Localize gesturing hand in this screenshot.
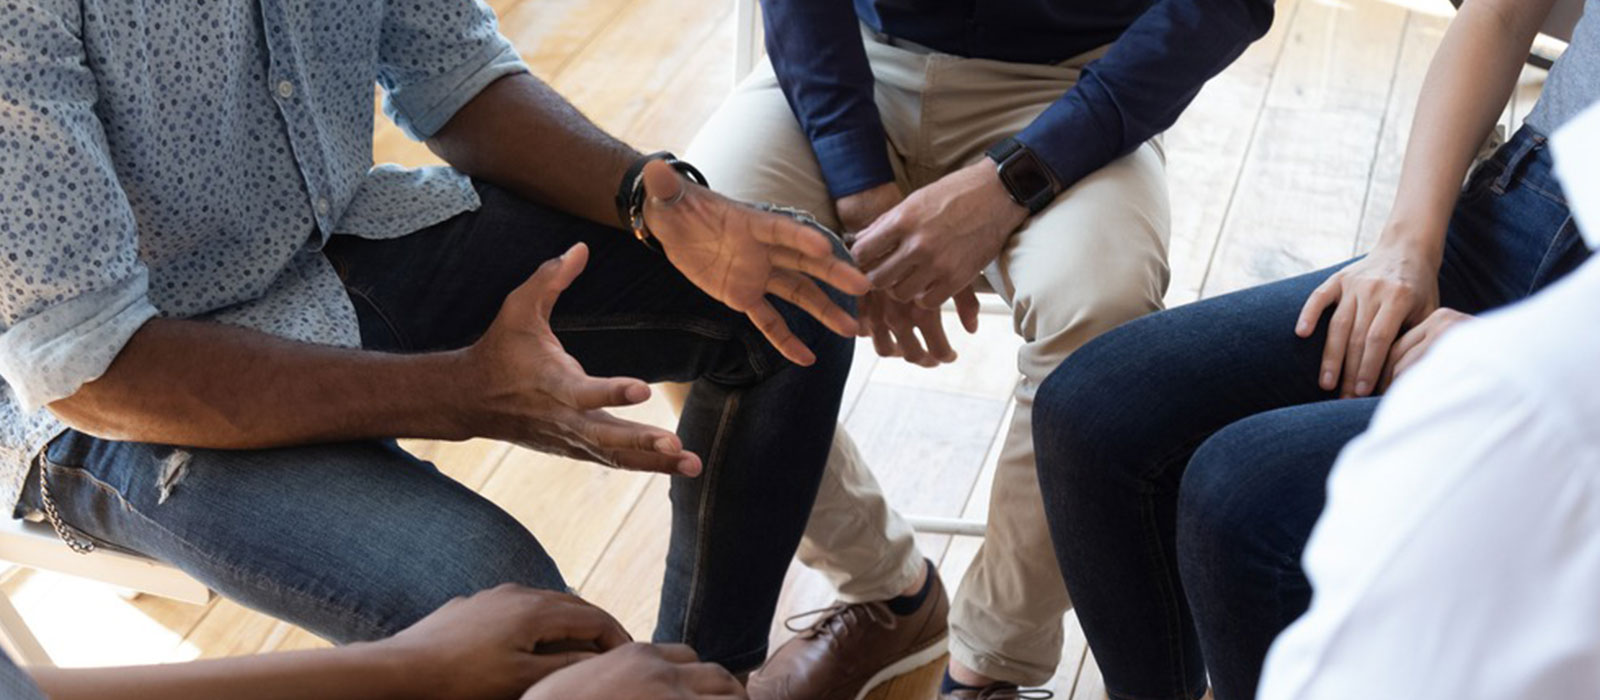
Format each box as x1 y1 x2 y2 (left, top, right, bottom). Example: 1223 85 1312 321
523 643 748 700
851 160 1027 310
463 243 703 476
1295 242 1442 398
641 161 871 367
382 584 633 700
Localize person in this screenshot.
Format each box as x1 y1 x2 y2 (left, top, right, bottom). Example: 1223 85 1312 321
681 0 1275 696
1032 0 1595 697
1255 101 1600 699
0 0 870 675
0 583 747 699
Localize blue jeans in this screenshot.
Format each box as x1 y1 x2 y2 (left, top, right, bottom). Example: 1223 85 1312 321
19 182 855 672
1034 126 1588 700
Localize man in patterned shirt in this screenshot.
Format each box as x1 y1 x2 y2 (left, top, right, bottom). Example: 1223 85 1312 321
0 0 866 675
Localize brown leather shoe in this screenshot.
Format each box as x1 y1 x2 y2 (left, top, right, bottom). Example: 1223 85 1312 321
938 684 1055 699
747 568 950 700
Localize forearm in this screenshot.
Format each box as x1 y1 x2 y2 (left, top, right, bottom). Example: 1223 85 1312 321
1382 0 1558 255
427 73 637 227
31 642 424 700
48 318 472 449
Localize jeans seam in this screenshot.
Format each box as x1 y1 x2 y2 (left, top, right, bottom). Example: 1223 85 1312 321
42 461 391 640
679 389 740 647
344 284 412 351
1135 491 1193 699
1526 215 1579 297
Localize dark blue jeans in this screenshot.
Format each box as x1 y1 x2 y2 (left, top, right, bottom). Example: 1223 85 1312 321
1034 126 1588 700
20 182 854 672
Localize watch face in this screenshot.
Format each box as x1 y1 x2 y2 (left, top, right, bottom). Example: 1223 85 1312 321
1001 153 1053 201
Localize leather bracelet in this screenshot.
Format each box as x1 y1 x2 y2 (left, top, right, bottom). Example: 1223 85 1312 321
614 151 708 252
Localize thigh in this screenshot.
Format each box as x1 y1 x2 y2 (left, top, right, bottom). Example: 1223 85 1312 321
325 183 784 385
993 137 1171 382
1177 399 1377 700
684 66 846 230
29 430 565 643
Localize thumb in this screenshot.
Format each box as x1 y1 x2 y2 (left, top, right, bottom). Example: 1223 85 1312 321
642 159 687 209
513 243 590 316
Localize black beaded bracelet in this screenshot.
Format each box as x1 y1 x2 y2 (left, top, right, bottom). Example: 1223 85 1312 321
614 151 708 252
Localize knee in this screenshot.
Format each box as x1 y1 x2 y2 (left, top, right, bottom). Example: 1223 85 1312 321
1033 323 1163 490
1177 418 1283 566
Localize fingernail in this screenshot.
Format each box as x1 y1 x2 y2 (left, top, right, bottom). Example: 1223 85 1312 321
679 458 701 477
654 436 680 454
1321 371 1334 387
1355 381 1371 395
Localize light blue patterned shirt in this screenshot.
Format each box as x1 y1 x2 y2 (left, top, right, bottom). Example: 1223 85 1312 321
0 0 528 508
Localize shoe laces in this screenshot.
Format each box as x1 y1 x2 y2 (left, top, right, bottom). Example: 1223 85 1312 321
783 600 897 640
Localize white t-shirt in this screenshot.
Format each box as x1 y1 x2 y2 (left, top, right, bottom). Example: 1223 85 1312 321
1257 102 1600 699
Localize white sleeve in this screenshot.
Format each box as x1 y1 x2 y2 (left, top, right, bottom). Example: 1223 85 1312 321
1258 332 1600 699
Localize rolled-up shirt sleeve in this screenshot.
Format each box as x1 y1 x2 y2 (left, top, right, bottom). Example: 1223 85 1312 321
376 0 531 141
0 1 160 414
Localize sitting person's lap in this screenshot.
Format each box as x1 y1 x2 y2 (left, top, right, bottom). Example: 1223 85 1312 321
22 183 856 668
1034 126 1589 700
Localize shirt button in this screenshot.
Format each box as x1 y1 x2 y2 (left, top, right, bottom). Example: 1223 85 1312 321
315 198 330 215
276 80 295 99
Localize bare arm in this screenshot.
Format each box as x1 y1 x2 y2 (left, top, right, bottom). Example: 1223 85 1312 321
1381 0 1559 256
1292 0 1559 399
30 643 417 700
47 319 470 448
427 73 637 228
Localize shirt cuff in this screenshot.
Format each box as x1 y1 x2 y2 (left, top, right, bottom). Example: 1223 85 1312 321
384 42 530 141
811 127 896 199
1014 91 1122 196
0 270 160 414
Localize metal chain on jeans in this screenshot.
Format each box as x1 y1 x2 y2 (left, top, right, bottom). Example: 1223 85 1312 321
38 465 95 555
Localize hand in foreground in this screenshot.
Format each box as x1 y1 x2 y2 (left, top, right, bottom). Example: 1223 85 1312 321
461 243 703 476
523 643 748 700
851 160 1027 310
836 182 982 367
641 161 871 366
382 584 632 700
1381 307 1473 390
1296 241 1442 398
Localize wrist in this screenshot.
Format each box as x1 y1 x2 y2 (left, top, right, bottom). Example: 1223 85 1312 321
356 639 442 700
1375 215 1447 265
969 161 1030 231
401 349 481 442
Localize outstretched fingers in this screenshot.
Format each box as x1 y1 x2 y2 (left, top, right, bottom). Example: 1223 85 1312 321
746 300 817 367
766 271 859 337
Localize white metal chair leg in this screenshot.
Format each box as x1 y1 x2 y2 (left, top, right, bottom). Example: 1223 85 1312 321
0 593 51 668
733 0 763 85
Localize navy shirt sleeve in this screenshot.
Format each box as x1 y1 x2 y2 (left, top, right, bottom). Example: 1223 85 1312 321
762 0 896 199
1017 0 1275 193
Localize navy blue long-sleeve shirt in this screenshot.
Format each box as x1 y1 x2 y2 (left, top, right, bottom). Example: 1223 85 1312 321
762 0 1275 199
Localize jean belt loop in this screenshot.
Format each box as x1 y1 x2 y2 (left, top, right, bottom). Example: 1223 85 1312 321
1492 130 1542 194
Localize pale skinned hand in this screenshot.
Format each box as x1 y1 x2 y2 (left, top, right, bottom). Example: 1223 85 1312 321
522 643 748 700
1295 240 1442 398
851 160 1028 310
1381 307 1473 390
381 584 633 700
641 160 871 367
461 243 703 476
837 182 982 367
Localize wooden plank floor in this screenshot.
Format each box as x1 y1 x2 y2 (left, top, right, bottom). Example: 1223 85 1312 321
8 0 1549 697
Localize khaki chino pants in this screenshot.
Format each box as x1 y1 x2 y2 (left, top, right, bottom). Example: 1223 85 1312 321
685 32 1171 685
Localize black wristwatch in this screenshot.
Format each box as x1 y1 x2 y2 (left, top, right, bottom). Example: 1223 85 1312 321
985 137 1060 215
